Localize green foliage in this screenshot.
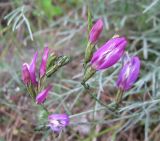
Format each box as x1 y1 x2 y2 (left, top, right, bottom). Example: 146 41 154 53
60 0 82 5
0 138 5 141
37 106 49 124
38 0 63 18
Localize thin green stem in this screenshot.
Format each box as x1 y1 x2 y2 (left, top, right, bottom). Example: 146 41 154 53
69 106 106 118
69 102 116 119
91 94 116 112
115 89 124 106
41 104 49 114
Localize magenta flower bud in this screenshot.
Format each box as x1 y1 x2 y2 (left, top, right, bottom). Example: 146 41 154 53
91 37 127 70
29 52 38 85
36 85 52 104
116 56 140 91
89 19 103 44
22 52 38 85
40 47 49 78
22 63 31 84
48 113 69 132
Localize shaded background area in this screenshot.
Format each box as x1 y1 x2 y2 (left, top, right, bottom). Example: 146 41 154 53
0 0 160 141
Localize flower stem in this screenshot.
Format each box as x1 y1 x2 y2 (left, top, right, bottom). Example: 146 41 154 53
115 89 124 106
81 66 96 89
41 104 49 114
69 106 106 118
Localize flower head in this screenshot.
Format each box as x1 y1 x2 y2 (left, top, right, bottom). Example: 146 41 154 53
48 113 69 132
36 85 52 104
91 37 127 70
22 63 31 84
116 56 140 91
89 19 103 44
40 46 49 78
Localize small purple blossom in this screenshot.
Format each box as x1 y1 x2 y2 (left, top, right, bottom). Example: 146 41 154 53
91 37 127 70
22 52 38 85
89 19 103 44
36 85 52 104
22 63 31 84
48 113 69 132
40 46 49 78
116 56 140 91
29 52 38 85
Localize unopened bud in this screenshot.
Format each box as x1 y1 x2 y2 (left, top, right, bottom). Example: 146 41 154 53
57 56 70 66
116 56 140 91
46 56 70 77
22 63 31 84
84 19 103 67
36 85 52 104
47 52 57 70
89 19 103 44
40 47 49 78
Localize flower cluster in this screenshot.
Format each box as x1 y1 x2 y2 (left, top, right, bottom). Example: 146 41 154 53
21 17 141 135
22 45 70 132
82 18 140 102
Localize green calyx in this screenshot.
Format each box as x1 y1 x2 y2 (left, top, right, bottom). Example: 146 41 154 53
46 55 71 77
26 82 37 99
81 66 96 89
47 53 57 70
84 42 95 68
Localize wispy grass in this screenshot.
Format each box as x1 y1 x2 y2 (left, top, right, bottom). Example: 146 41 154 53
4 5 33 40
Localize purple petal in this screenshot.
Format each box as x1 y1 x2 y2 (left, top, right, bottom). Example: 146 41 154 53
91 37 126 62
48 114 69 124
36 85 52 104
48 113 69 132
91 37 127 70
124 57 140 90
89 19 103 44
22 63 31 84
97 42 126 69
49 125 62 132
116 56 140 91
29 52 38 85
40 46 49 78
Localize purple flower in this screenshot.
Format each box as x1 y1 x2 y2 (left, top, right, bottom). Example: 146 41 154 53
90 37 127 70
89 19 103 44
36 85 52 104
116 56 140 91
22 52 38 85
29 52 38 85
22 63 31 84
40 46 49 78
48 113 69 132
